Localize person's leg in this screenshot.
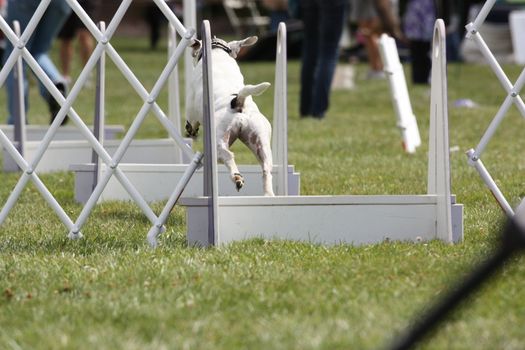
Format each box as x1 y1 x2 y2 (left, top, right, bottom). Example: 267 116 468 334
146 4 163 50
30 0 70 96
359 18 383 74
28 1 70 123
58 12 77 83
409 39 431 84
59 38 74 82
77 28 93 66
3 0 40 124
299 0 319 117
311 0 346 118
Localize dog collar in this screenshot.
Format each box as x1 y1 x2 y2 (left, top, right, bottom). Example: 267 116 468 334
197 38 232 61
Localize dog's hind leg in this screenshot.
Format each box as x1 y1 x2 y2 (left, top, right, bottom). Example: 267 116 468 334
217 133 244 191
241 128 275 196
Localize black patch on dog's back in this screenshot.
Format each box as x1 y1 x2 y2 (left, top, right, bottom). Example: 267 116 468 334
230 94 243 112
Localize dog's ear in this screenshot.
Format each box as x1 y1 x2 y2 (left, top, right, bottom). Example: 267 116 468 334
227 36 258 58
189 39 202 58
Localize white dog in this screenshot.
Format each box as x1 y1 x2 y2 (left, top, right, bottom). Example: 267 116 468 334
185 36 275 196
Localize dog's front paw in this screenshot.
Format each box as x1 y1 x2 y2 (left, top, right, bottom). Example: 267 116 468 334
185 120 200 138
233 173 244 191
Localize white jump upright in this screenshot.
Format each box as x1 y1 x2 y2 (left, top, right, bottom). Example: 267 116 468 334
379 33 421 154
179 19 463 247
0 0 202 241
272 22 289 195
464 0 525 217
428 19 453 241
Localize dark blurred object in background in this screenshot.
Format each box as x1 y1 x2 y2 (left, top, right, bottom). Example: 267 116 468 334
237 19 302 61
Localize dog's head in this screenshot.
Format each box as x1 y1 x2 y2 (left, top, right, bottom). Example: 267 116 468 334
190 36 258 65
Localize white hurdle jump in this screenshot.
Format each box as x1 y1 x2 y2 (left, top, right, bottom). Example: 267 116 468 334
70 19 300 203
178 19 463 247
464 0 525 217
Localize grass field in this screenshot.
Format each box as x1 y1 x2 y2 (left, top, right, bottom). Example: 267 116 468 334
1 36 525 349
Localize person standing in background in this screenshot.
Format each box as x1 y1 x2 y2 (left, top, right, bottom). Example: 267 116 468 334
261 0 289 33
0 0 7 69
401 0 436 84
350 0 386 79
299 0 347 119
58 0 96 85
3 0 71 125
349 0 406 80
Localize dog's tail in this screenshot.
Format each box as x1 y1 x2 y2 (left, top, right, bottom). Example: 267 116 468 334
231 82 270 112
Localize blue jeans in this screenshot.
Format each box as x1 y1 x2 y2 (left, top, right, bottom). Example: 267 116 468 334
3 0 71 124
300 0 346 118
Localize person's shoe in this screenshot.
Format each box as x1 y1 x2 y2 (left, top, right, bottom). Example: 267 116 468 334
49 82 68 125
366 70 386 80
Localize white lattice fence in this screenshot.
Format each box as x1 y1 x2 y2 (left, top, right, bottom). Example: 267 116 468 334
0 0 202 241
464 0 525 216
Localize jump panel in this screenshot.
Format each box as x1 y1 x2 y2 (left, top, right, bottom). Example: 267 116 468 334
3 138 192 172
71 163 300 203
0 124 124 141
181 195 463 246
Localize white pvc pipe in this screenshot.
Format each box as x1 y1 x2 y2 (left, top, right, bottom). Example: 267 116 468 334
468 27 513 91
465 0 498 39
168 24 184 163
147 152 203 247
0 0 202 241
23 44 109 166
72 11 196 231
13 21 26 160
105 39 195 160
92 21 106 189
66 0 131 44
184 0 197 100
0 0 51 90
468 26 525 157
71 6 196 233
153 0 188 38
168 24 181 129
0 172 30 224
17 0 133 169
102 37 191 166
474 94 513 158
509 66 525 117
32 174 76 231
0 1 94 229
466 149 514 216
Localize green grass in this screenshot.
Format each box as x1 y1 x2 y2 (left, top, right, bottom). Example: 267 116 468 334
1 36 525 349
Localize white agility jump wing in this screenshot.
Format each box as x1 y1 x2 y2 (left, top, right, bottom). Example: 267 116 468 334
379 34 421 154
